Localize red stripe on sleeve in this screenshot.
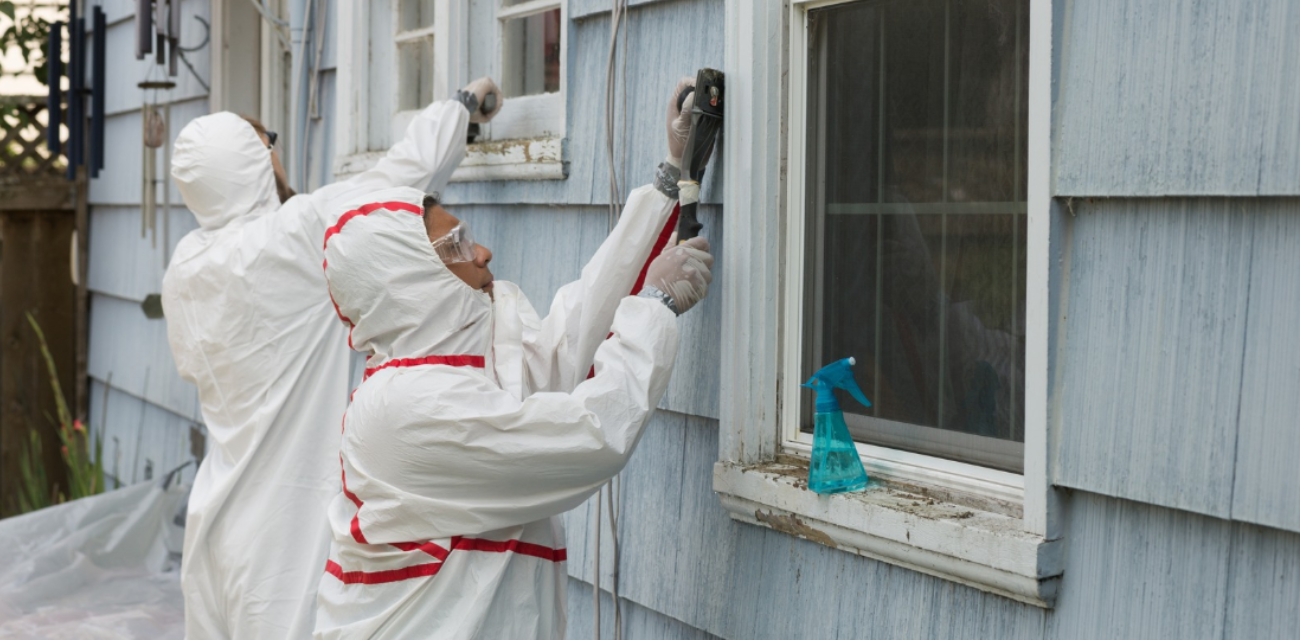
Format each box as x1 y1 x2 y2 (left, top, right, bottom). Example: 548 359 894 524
324 559 444 585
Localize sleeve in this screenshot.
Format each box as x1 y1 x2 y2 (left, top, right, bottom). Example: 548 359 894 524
519 185 678 394
308 100 470 210
349 296 679 541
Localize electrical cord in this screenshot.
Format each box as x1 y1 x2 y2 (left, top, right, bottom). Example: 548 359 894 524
596 2 631 639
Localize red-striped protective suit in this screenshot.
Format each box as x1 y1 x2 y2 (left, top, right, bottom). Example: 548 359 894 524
313 184 679 639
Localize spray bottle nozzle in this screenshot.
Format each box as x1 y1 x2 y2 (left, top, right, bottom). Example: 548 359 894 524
803 357 872 413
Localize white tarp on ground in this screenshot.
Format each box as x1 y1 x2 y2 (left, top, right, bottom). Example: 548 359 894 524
0 480 188 639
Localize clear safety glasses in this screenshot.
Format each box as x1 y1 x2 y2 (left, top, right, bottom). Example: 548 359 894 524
430 223 478 264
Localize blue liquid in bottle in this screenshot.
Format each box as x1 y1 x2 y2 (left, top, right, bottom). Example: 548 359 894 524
804 357 870 495
809 410 868 494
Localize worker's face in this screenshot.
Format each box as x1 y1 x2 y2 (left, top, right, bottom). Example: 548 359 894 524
425 204 495 296
254 130 295 204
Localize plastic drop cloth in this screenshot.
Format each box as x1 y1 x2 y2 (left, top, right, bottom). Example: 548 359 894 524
0 481 189 639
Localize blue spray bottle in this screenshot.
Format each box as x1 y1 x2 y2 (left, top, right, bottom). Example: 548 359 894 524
803 357 871 494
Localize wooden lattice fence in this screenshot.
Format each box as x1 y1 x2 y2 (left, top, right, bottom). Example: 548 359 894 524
0 96 66 178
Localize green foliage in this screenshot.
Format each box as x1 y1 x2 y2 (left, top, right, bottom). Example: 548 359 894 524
15 313 105 515
0 1 58 87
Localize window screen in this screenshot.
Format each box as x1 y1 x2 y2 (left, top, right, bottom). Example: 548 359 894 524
802 0 1029 472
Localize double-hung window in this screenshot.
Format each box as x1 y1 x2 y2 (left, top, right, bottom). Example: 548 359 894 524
791 0 1029 475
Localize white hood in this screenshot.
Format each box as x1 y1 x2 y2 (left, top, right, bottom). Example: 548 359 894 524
171 111 279 230
323 187 493 367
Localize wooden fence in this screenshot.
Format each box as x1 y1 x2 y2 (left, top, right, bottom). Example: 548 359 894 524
0 95 85 516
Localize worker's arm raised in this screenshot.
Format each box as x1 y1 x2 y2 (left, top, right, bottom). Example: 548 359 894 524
309 78 502 209
517 185 677 395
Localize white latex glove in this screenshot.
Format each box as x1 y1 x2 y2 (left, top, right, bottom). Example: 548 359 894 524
640 236 713 315
666 77 695 168
462 77 504 124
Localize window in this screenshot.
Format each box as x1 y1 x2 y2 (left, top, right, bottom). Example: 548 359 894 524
333 0 567 182
501 1 561 97
487 0 565 141
792 0 1029 473
395 0 438 112
713 0 1061 607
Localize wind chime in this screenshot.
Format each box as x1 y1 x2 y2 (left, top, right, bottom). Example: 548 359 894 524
135 0 180 251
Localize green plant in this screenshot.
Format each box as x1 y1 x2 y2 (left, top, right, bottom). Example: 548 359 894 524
16 312 104 514
0 1 54 86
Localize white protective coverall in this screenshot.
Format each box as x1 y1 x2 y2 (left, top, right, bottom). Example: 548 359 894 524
313 183 680 639
162 101 470 639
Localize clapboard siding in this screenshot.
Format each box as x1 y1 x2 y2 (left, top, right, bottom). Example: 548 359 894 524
89 379 198 489
1046 492 1233 640
1224 524 1300 639
570 0 674 21
87 205 200 303
88 98 211 206
443 0 724 207
87 294 201 422
1055 198 1252 518
1230 202 1300 532
457 203 721 420
1054 0 1300 196
566 580 722 640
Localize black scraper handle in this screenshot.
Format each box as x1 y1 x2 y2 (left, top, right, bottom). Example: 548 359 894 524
676 68 725 243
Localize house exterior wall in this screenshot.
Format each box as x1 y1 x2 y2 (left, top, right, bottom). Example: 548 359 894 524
83 0 1299 638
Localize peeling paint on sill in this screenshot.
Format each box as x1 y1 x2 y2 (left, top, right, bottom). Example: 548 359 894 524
755 510 838 548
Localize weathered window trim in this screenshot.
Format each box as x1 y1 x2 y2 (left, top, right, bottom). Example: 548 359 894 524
333 0 568 182
716 0 1062 607
332 137 566 183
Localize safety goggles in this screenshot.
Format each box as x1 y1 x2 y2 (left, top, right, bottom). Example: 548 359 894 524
430 223 478 264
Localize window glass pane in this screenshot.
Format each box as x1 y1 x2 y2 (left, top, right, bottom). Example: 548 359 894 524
804 0 1028 471
399 0 436 29
397 37 434 111
502 8 561 97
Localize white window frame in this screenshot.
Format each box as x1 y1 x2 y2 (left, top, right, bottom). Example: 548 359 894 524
333 0 566 183
389 2 441 142
485 0 567 142
715 0 1063 607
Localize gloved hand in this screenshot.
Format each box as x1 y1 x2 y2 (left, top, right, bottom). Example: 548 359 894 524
459 77 504 124
638 236 713 315
666 77 695 168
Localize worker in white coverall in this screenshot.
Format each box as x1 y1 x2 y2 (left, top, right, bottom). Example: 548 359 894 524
312 79 712 639
162 77 505 639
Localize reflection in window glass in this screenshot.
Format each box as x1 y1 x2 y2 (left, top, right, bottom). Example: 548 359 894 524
502 8 561 97
399 0 436 29
803 0 1029 471
398 37 435 112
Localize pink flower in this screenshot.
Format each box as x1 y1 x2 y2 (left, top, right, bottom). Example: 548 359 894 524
72 419 85 433
60 445 69 458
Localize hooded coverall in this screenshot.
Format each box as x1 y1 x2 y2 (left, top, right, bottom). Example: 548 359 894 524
163 101 469 639
312 183 681 639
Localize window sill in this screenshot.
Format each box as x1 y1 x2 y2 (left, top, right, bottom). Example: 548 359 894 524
332 137 566 184
713 459 1063 607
